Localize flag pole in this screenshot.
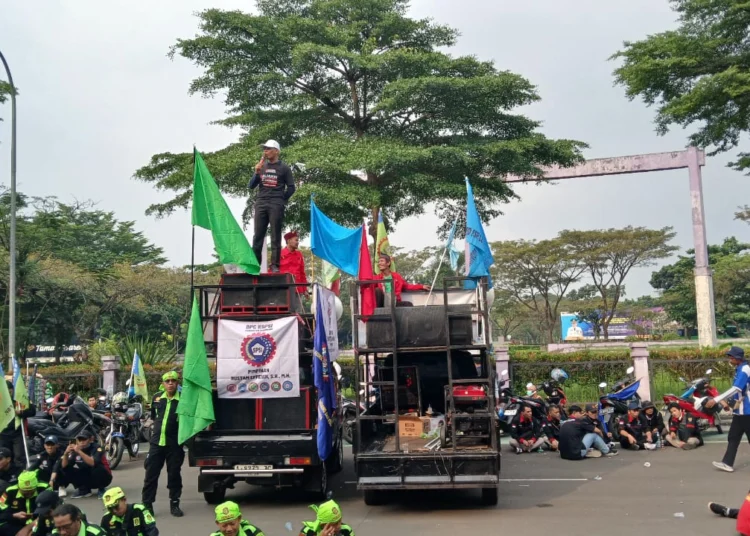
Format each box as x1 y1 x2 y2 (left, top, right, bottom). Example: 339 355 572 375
190 146 196 301
425 248 449 306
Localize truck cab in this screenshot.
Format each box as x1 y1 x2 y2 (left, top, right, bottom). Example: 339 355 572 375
188 273 343 504
352 277 500 506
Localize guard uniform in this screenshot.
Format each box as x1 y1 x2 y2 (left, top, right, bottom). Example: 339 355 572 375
299 521 355 536
0 472 49 536
211 520 264 536
30 489 62 536
212 501 264 536
101 504 158 536
51 520 104 536
299 500 354 536
29 437 62 485
141 372 184 516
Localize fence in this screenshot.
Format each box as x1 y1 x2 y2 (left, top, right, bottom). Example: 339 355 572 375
648 358 733 404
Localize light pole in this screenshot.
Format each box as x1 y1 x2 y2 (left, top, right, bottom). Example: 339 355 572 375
0 49 17 369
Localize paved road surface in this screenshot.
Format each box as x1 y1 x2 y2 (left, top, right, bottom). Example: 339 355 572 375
68 440 748 536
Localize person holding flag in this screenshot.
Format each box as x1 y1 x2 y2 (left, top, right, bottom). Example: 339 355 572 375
0 359 35 465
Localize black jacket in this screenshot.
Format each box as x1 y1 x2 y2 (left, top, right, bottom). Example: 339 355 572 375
0 482 49 523
542 417 561 442
248 160 295 205
618 414 647 441
0 402 36 440
29 450 61 483
101 503 158 536
58 442 108 474
510 414 541 441
150 390 180 447
641 410 665 433
559 416 599 460
668 413 704 444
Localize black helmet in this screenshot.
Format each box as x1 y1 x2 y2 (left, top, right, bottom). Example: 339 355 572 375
642 400 656 410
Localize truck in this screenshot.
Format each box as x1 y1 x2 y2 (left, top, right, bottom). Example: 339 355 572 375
351 277 500 506
187 273 344 504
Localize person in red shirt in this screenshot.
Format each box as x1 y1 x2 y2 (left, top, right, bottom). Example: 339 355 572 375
373 254 428 306
279 231 309 294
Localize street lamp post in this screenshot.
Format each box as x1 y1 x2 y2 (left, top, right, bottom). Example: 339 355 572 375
0 49 17 370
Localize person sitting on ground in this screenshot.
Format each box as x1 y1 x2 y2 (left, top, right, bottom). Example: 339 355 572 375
665 402 703 450
26 489 62 536
100 487 157 536
373 254 428 307
618 402 655 451
299 500 354 536
542 404 562 451
57 430 112 499
29 437 61 488
640 400 666 444
0 471 49 536
211 501 264 536
52 504 103 536
509 405 545 454
559 403 618 460
0 449 19 495
709 490 750 535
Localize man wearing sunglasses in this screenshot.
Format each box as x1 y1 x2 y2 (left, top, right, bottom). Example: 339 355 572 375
141 372 184 518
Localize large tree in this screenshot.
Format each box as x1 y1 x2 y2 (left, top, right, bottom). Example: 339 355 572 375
560 227 677 340
612 0 750 172
134 0 584 239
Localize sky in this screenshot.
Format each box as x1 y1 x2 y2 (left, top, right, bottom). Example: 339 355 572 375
1 0 749 297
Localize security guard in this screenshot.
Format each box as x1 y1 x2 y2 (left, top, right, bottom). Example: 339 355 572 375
210 502 264 536
51 504 103 536
29 489 62 536
299 500 355 536
100 487 157 536
0 471 49 536
141 371 183 517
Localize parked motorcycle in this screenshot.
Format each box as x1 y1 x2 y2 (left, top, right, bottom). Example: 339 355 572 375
105 392 144 470
598 366 642 440
496 371 549 431
26 394 108 455
139 409 153 443
662 368 723 434
538 367 569 419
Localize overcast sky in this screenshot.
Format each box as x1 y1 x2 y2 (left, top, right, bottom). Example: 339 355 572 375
1 0 748 297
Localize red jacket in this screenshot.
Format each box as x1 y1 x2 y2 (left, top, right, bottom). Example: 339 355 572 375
373 272 426 302
280 247 308 292
739 491 750 535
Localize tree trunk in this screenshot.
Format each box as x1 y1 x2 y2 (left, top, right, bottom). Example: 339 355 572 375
602 322 609 341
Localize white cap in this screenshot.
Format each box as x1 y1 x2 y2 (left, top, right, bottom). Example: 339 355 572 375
261 139 281 151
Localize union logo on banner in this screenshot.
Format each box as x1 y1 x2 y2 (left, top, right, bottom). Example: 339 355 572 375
240 333 277 367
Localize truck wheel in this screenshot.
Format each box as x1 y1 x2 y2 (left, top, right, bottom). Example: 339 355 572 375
481 487 498 506
364 490 386 506
325 433 344 474
203 488 226 505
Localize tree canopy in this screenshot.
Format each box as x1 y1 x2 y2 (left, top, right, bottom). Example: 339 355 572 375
134 0 585 239
612 0 750 172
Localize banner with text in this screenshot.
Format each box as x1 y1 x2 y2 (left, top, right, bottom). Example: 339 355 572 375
217 317 300 399
313 284 340 362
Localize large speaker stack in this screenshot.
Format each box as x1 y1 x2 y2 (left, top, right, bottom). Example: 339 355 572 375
365 304 473 348
220 273 299 314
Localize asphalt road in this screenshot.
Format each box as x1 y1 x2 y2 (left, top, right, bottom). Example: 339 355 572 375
69 437 748 536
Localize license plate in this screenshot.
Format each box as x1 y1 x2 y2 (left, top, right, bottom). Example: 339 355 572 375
602 407 614 414
504 409 517 416
235 465 272 471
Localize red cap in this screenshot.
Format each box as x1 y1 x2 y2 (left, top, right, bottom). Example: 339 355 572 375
284 231 298 241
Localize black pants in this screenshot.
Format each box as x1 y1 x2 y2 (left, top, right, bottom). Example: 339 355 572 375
252 203 284 270
619 437 646 450
142 445 185 504
58 464 112 491
0 434 26 465
722 415 750 466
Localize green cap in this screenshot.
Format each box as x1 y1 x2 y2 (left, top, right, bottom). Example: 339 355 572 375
17 471 38 491
162 371 179 382
310 500 342 525
215 501 241 523
102 487 125 508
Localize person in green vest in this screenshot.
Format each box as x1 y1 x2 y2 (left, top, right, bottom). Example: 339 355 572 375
51 504 103 536
141 371 183 518
299 500 354 536
100 487 157 536
0 471 49 536
210 502 264 536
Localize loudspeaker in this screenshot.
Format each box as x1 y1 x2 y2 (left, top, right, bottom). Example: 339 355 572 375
220 273 295 313
257 387 312 430
366 305 473 348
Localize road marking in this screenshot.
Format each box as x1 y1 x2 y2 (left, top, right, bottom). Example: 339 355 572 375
499 478 589 482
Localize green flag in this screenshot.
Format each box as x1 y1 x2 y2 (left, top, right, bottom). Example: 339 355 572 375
11 358 28 429
0 363 13 432
374 212 395 273
177 296 216 444
192 150 260 274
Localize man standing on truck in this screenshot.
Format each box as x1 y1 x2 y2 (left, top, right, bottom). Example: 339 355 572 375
211 502 265 536
299 500 354 536
280 231 309 294
249 140 296 273
141 372 184 518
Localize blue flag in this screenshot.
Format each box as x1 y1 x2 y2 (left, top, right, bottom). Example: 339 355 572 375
310 200 362 277
445 219 460 271
313 286 337 460
464 178 494 289
128 351 149 400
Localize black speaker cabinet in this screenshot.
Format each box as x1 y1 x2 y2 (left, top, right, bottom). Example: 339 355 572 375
220 273 296 313
257 387 312 430
366 305 473 348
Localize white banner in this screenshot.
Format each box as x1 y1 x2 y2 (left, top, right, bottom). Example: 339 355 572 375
217 317 300 399
314 285 340 362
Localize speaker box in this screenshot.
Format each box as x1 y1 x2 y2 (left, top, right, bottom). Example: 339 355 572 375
366 305 473 348
220 273 295 313
256 387 312 430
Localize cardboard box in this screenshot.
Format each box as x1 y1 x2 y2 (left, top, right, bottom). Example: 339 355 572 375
399 416 427 437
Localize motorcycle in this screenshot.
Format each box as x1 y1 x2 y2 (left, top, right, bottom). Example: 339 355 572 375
105 392 144 470
539 367 569 419
662 368 723 434
140 409 153 443
26 394 108 455
496 371 548 432
598 366 642 440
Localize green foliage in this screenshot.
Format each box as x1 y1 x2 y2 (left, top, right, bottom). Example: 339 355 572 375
134 0 585 240
611 0 750 172
112 335 177 366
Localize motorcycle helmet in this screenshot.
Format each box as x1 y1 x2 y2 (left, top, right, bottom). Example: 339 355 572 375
550 368 569 384
112 392 129 412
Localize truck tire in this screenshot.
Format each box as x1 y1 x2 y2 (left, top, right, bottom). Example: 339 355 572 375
481 487 498 506
203 488 226 505
325 433 344 474
363 490 386 506
306 464 329 500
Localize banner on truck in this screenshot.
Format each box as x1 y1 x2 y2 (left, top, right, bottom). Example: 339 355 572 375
217 317 300 399
313 284 340 362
